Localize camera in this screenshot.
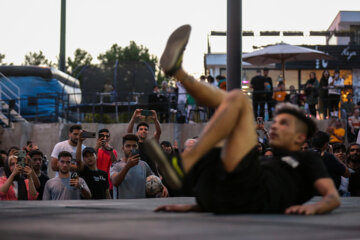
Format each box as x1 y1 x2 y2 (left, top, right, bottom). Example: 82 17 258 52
141 110 152 116
80 131 96 138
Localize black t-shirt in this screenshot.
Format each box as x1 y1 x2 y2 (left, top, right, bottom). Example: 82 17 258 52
36 172 50 200
321 152 345 189
79 166 109 199
349 168 360 196
264 76 273 100
138 142 159 176
260 149 330 211
250 75 265 98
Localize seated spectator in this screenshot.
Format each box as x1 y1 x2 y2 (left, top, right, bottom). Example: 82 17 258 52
348 109 360 143
76 143 111 200
285 85 300 106
0 155 38 200
311 131 350 190
272 81 287 105
29 150 49 200
43 151 91 200
326 118 345 144
160 141 174 156
110 134 168 199
333 143 351 196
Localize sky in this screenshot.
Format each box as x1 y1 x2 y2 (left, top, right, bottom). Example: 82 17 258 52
1 0 360 76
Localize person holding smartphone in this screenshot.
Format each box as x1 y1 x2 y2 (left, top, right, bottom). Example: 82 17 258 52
0 155 38 200
95 128 117 197
127 109 162 176
110 134 168 199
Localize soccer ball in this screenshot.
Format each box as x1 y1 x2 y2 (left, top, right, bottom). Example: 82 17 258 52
146 175 163 198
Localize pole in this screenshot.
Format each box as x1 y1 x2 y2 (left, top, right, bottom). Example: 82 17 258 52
226 0 242 91
59 0 66 72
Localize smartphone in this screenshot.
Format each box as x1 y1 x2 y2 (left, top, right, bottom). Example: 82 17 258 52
257 117 264 125
131 149 139 156
141 110 152 116
80 131 96 138
17 150 27 168
71 172 79 179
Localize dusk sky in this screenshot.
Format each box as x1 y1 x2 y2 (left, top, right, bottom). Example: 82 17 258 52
1 0 360 75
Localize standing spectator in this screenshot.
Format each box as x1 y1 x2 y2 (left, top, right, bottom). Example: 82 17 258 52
51 125 86 172
110 134 167 199
328 70 344 117
95 128 117 197
250 70 266 119
263 68 274 120
207 75 217 88
341 94 356 119
304 72 319 118
319 70 330 119
216 75 227 91
311 131 349 189
160 141 174 156
176 81 187 123
0 155 38 200
43 151 91 200
333 143 350 196
327 118 346 145
346 143 360 196
348 109 360 143
127 109 161 175
76 144 111 200
29 150 49 200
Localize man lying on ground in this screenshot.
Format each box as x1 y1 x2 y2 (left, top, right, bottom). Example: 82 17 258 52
145 24 340 215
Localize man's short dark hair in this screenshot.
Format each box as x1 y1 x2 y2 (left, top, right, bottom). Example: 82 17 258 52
311 131 330 149
136 122 149 131
98 128 109 135
7 146 20 155
58 151 72 160
160 141 172 147
263 67 269 71
333 143 346 153
29 150 44 158
122 134 139 146
275 103 317 139
69 124 82 133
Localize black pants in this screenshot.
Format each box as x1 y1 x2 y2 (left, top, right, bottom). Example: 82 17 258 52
328 94 340 112
253 97 265 119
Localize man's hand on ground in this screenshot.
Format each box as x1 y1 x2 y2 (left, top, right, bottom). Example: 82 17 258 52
154 204 201 212
285 204 318 215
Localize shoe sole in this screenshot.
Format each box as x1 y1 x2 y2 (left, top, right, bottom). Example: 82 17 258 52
144 139 183 190
160 24 191 74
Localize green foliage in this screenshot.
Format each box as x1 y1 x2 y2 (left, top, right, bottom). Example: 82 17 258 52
0 53 5 64
23 51 54 66
67 48 93 77
97 41 157 69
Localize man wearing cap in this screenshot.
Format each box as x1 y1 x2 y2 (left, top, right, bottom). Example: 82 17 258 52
76 137 111 199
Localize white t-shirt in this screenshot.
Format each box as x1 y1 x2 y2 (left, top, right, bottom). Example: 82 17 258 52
176 82 187 103
328 77 344 95
51 140 86 160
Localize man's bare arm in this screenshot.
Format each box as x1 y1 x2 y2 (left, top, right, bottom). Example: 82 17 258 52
127 109 143 133
285 178 340 215
51 157 59 171
150 110 162 142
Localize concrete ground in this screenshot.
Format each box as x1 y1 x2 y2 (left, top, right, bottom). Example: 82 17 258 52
0 197 360 240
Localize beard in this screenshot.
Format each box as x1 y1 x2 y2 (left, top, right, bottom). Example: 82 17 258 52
348 154 360 163
59 168 69 174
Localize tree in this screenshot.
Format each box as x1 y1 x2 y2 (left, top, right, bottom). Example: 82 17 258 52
97 41 157 69
23 51 54 66
67 48 93 77
0 53 5 64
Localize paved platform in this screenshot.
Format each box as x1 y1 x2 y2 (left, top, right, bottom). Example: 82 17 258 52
1 197 360 240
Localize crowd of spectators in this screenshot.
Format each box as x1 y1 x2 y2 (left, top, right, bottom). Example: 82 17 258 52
1 105 359 201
